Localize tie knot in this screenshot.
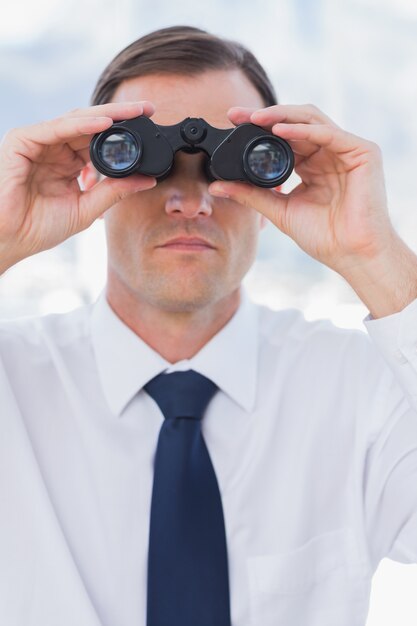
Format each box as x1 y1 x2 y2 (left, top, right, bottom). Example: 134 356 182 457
143 370 218 421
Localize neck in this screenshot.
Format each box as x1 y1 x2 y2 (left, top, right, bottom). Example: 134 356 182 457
105 281 241 363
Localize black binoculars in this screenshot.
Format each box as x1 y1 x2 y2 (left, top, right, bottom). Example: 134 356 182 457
89 115 294 188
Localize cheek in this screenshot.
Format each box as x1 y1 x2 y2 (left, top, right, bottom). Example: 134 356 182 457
225 210 262 266
104 193 154 243
228 205 262 241
104 207 148 270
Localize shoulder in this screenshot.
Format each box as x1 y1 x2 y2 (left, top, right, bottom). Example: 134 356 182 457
255 300 384 373
0 303 93 357
257 301 368 346
254 301 405 432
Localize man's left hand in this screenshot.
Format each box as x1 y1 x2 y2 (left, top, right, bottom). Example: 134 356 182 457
209 103 394 277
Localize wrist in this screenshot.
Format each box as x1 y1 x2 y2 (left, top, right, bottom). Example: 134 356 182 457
0 245 21 276
337 231 417 319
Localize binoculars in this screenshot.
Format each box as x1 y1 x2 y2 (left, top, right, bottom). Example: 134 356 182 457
90 115 294 188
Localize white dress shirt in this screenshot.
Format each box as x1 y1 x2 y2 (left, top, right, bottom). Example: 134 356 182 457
1 288 416 626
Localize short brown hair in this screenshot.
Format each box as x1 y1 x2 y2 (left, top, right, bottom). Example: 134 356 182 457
90 25 278 108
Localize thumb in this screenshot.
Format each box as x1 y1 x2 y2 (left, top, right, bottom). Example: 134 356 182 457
208 181 289 232
79 175 157 228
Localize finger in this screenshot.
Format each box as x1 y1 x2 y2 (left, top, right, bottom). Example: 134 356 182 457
79 174 157 227
29 134 97 162
287 138 322 159
12 102 155 154
292 151 314 169
227 105 328 159
63 100 156 121
250 104 338 128
227 106 259 126
13 116 115 153
227 105 333 131
75 145 93 166
68 135 96 153
270 123 360 154
208 180 289 231
66 102 156 152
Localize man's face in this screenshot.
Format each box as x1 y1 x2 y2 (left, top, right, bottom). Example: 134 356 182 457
103 69 266 313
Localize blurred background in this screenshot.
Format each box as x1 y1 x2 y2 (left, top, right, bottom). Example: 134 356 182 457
1 0 416 623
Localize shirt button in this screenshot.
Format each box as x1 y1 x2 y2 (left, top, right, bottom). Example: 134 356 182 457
394 349 408 363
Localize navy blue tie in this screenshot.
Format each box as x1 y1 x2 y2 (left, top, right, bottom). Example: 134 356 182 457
144 370 231 626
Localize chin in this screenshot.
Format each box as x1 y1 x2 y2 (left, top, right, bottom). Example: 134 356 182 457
143 276 225 313
150 290 219 313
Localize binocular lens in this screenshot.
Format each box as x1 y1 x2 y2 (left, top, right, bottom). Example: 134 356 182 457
98 131 139 171
246 139 289 181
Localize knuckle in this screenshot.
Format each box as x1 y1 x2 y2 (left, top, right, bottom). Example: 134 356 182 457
36 118 55 136
369 140 381 152
5 126 26 140
306 103 320 117
366 140 382 157
37 118 50 129
66 107 81 118
1 127 18 144
0 126 27 150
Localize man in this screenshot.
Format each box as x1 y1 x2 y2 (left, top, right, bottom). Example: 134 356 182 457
0 25 416 626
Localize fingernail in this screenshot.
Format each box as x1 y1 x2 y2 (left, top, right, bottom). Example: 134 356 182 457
209 186 230 198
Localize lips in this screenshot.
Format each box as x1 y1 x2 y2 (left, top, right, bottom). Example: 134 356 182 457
157 237 216 249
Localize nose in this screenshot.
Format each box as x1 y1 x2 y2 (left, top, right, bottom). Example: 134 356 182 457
165 191 213 218
163 151 214 219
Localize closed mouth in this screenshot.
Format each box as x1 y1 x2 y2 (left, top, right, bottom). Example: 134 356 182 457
157 237 216 249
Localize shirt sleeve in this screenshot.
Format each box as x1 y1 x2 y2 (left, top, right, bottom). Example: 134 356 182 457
363 296 417 413
362 379 417 568
358 299 417 568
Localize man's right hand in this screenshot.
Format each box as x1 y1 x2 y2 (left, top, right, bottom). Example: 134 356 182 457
0 101 157 274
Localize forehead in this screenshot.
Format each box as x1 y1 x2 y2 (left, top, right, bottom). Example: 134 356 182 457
111 69 265 128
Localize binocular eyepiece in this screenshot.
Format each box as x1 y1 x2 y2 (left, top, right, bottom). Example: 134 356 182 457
90 115 294 188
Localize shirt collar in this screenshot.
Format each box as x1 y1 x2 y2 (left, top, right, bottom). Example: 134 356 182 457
90 288 259 417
